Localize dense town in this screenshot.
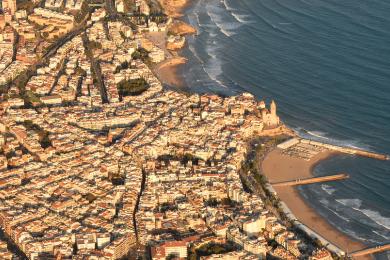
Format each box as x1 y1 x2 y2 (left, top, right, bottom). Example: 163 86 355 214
0 0 335 259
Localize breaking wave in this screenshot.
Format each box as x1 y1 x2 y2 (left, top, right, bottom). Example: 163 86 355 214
336 198 363 208
321 184 336 195
294 127 373 151
359 208 390 230
206 7 237 37
222 0 233 11
337 199 390 230
231 13 253 24
320 199 350 222
373 230 389 240
203 43 228 88
329 209 351 222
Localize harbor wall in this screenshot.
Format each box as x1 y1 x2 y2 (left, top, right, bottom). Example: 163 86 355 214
278 138 389 160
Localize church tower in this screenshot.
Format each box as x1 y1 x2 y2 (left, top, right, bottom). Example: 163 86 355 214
270 100 277 116
261 100 280 128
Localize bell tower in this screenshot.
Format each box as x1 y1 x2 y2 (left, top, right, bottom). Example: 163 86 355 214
270 100 276 116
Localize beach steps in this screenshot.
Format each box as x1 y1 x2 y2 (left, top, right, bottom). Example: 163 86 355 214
272 173 349 187
350 244 390 258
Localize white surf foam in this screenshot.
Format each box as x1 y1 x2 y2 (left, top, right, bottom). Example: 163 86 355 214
231 13 253 24
305 129 330 140
294 127 373 152
220 27 234 37
192 13 202 31
329 209 351 222
320 199 350 222
321 184 336 195
336 198 363 208
373 230 389 240
202 64 228 88
343 229 370 242
337 198 390 230
222 0 233 11
319 198 329 205
358 208 390 230
188 45 204 65
202 43 228 88
206 4 240 37
220 0 253 25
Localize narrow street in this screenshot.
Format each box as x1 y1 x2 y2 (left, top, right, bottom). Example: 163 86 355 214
81 33 109 103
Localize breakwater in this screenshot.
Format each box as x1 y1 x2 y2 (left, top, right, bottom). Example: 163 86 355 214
279 138 389 161
300 139 389 161
272 173 349 187
350 244 390 258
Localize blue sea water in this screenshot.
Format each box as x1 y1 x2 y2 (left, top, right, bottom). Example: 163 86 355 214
180 0 390 258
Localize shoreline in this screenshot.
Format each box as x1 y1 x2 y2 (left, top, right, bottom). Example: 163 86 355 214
152 0 196 88
153 56 187 87
158 0 191 18
157 1 382 258
262 148 372 259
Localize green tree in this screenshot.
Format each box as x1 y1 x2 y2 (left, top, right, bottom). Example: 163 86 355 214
117 78 149 99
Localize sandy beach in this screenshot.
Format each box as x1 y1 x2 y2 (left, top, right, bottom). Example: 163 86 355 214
153 56 187 87
158 0 189 17
262 148 372 260
144 31 187 87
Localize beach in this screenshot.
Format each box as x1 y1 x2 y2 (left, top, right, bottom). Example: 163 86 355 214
153 56 187 87
144 0 196 89
170 0 389 256
158 0 189 17
262 148 372 259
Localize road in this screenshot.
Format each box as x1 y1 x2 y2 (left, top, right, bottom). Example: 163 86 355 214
105 0 117 18
42 18 91 61
104 0 136 29
239 167 281 219
81 33 109 103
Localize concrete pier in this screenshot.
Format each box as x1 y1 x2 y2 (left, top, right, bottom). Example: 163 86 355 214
272 173 349 187
299 139 389 161
350 244 390 258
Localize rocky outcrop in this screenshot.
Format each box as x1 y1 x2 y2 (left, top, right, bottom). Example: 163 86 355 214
168 20 197 36
166 35 186 50
158 0 188 17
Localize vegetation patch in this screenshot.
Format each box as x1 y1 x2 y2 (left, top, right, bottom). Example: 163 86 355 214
131 48 149 61
114 61 133 73
117 78 149 98
195 242 236 258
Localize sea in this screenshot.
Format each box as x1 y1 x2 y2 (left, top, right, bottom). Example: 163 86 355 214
179 0 390 258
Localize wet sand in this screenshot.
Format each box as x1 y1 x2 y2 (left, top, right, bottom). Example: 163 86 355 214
262 148 371 260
